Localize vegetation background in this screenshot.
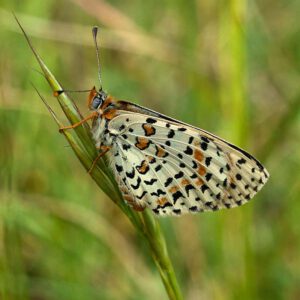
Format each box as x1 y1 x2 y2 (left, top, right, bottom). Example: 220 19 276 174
1 0 300 299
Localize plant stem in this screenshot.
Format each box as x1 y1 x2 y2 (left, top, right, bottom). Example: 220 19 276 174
142 210 183 300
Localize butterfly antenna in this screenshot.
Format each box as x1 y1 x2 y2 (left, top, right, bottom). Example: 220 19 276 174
92 26 103 91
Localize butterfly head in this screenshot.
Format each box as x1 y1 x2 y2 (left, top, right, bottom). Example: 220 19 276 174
88 86 107 110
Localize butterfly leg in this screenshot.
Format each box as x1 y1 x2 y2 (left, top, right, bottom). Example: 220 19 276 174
88 146 111 174
59 112 98 132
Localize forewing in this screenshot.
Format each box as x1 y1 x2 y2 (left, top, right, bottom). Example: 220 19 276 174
108 112 269 216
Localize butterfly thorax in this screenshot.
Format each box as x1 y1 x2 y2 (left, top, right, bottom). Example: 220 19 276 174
90 90 122 148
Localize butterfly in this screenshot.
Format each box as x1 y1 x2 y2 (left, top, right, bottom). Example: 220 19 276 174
59 27 269 216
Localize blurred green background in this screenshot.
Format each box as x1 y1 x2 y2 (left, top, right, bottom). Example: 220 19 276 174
1 1 300 299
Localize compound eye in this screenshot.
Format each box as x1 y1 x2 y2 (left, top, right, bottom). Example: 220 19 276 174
91 97 103 109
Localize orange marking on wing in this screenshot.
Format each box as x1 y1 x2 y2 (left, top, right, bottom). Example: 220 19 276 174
195 178 204 186
137 160 149 174
194 149 204 161
136 137 150 150
157 197 168 206
198 165 206 176
156 146 167 157
181 179 190 186
146 155 155 163
169 186 179 193
142 124 156 136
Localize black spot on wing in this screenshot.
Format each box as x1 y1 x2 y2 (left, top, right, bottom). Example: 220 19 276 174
201 136 210 143
189 206 198 212
144 178 157 185
172 191 184 204
122 144 131 151
119 124 125 131
205 157 212 167
126 169 135 179
188 136 194 144
167 129 175 138
237 158 246 164
236 173 242 180
173 209 181 215
115 164 123 172
230 182 236 189
146 117 157 124
152 208 160 214
192 161 198 169
150 189 166 197
201 184 209 193
175 171 184 179
159 202 172 209
204 201 212 208
236 200 242 206
212 205 219 211
155 165 162 172
184 146 193 155
205 173 212 182
164 177 173 187
201 142 208 151
136 191 147 200
185 184 195 196
131 177 142 190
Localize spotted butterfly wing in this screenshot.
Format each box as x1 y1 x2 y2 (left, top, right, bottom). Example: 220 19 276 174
100 105 269 216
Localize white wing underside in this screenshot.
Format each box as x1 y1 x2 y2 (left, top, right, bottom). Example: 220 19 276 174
106 112 269 216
